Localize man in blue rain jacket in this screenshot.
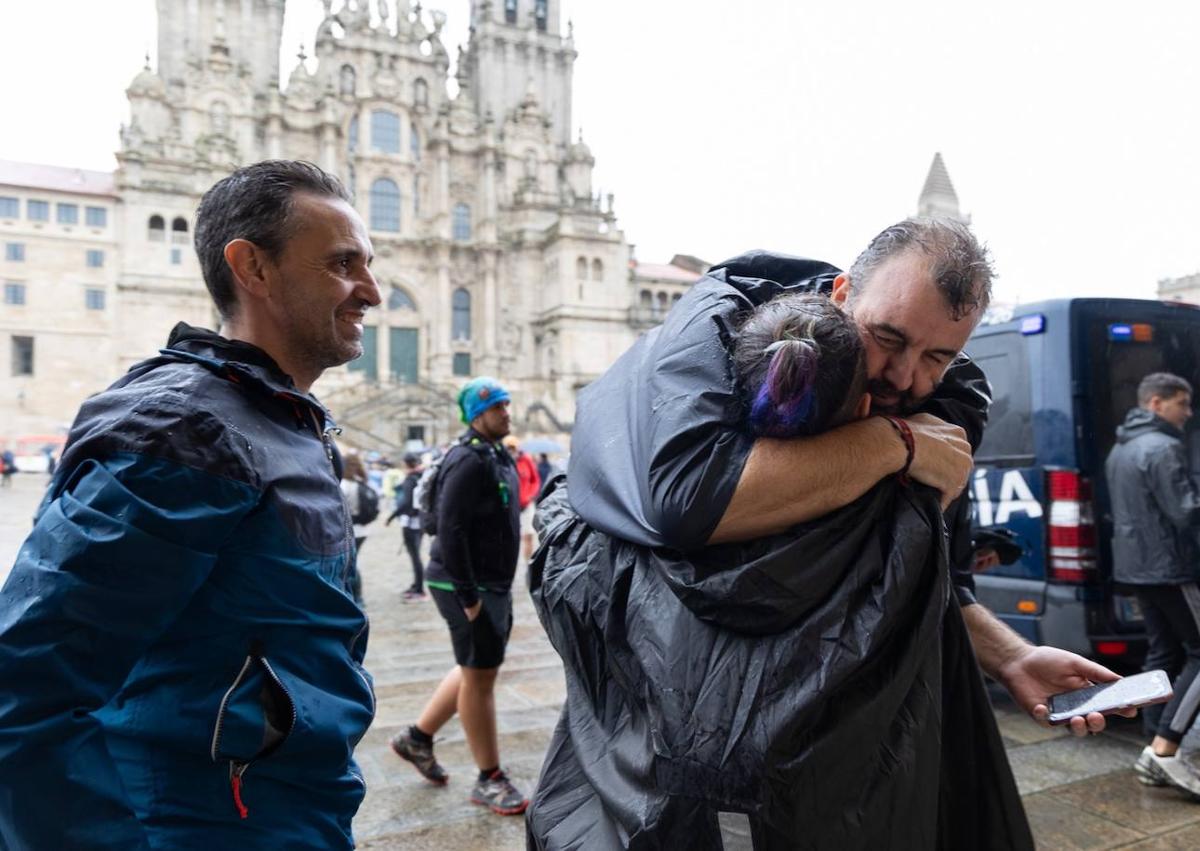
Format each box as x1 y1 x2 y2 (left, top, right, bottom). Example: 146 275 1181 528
0 160 381 849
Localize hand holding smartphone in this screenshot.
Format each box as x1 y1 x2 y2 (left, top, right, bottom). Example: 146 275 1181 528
1047 669 1172 725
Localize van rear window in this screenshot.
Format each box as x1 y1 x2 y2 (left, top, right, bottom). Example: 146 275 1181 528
1081 316 1200 473
967 331 1034 465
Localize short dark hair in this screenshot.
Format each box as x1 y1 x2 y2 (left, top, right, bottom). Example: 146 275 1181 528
732 293 868 437
847 217 994 321
193 160 351 318
1138 372 1193 406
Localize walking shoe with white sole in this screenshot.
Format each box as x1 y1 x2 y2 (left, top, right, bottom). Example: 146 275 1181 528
470 769 529 815
390 728 448 786
1135 746 1169 787
1147 750 1200 798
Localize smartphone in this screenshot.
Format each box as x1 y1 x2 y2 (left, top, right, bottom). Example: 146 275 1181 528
1047 670 1172 725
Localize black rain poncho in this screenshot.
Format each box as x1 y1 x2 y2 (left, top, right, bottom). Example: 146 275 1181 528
527 253 1033 850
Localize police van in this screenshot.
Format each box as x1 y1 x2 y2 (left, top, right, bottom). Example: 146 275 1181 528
966 297 1200 664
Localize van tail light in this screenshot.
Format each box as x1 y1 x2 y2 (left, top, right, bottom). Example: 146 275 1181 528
1046 470 1098 583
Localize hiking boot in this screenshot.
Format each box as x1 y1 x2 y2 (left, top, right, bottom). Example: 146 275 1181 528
390 729 448 785
1146 750 1200 798
1135 746 1170 787
470 769 528 815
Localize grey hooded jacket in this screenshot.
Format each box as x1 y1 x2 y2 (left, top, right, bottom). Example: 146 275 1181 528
1105 407 1200 585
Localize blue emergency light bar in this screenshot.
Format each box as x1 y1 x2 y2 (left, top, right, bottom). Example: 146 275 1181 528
1019 314 1046 335
1109 324 1133 340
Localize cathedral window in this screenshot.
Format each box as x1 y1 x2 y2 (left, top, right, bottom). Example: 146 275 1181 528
339 65 356 97
26 200 49 222
639 290 652 308
348 116 359 153
388 287 416 311
370 110 401 154
453 204 472 241
0 197 17 218
171 217 189 245
5 243 25 262
452 288 472 340
369 178 401 232
453 352 472 376
4 283 26 305
524 150 538 180
11 335 33 376
535 0 548 31
505 0 517 25
410 123 421 160
657 292 669 313
591 258 603 281
56 203 78 225
148 215 165 241
86 206 107 228
209 100 231 136
414 79 429 109
85 288 106 311
576 257 587 280
413 174 420 216
86 250 105 268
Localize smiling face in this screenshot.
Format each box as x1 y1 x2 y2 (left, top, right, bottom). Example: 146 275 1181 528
831 249 981 415
266 192 381 377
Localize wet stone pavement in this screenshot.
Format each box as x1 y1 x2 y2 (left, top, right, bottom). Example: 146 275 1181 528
1 472 1199 848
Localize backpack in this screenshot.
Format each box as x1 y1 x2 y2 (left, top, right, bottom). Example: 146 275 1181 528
352 480 380 525
416 437 502 536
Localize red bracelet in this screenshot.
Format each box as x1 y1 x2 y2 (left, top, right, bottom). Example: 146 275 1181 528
880 415 915 486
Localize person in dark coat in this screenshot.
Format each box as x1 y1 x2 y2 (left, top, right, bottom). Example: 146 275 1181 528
386 452 427 599
530 217 1126 850
0 160 380 849
1105 371 1200 794
390 377 528 816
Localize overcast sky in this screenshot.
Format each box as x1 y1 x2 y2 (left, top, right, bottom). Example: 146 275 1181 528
3 1 1198 305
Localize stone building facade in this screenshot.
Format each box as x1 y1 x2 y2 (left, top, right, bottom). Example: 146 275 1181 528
0 0 649 451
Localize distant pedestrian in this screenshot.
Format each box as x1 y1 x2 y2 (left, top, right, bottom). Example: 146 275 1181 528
390 376 527 816
387 452 426 600
1106 372 1200 795
0 449 15 487
504 436 541 560
536 453 553 494
340 452 375 605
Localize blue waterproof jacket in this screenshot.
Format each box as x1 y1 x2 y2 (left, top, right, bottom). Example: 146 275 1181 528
0 324 375 850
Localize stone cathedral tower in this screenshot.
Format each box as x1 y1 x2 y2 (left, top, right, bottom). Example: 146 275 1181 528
115 0 634 449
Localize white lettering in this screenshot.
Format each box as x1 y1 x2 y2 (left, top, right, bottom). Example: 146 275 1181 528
995 471 1044 524
973 469 994 526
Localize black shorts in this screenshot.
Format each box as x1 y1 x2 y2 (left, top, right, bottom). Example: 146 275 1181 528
430 587 513 669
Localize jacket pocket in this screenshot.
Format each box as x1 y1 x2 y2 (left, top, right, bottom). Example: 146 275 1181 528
210 641 296 818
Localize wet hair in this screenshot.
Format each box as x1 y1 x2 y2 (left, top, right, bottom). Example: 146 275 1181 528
194 160 352 319
1138 372 1193 405
847 217 994 321
732 293 868 438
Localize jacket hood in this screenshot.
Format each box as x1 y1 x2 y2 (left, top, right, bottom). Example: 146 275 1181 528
707 251 842 301
1117 406 1182 443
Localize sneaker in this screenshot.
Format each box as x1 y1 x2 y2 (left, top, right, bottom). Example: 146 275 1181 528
390 729 448 786
1135 746 1170 787
470 769 529 815
402 589 427 602
1146 750 1200 798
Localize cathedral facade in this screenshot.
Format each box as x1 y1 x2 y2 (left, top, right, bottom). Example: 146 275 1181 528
0 0 643 451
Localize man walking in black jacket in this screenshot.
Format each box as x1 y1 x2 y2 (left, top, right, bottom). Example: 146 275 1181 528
390 377 526 815
1107 372 1200 794
386 452 427 600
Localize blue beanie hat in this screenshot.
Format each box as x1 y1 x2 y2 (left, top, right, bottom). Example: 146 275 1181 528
458 376 511 424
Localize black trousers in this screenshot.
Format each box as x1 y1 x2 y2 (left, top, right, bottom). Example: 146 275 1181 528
403 527 424 592
1136 583 1200 742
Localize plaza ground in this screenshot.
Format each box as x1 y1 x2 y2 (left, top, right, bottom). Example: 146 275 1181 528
2 473 1199 848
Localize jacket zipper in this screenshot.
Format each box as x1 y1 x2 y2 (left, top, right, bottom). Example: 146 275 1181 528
211 651 298 820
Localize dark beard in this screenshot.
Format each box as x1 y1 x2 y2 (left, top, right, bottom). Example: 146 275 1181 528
866 378 929 416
